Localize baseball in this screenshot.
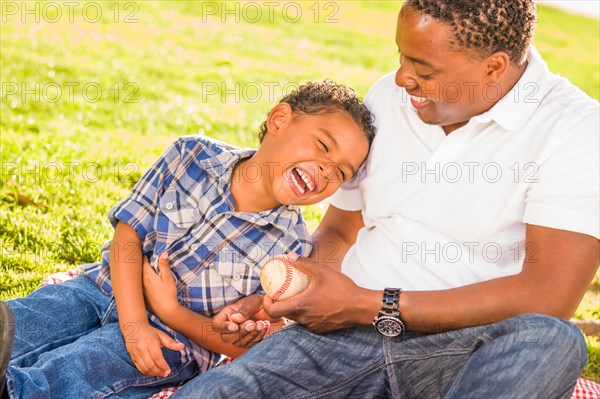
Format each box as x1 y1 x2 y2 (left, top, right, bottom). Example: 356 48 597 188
260 255 309 301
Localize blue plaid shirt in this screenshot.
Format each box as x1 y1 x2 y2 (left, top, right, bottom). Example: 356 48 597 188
81 135 312 371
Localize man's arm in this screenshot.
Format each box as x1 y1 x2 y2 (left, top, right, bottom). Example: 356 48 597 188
265 224 599 333
402 224 599 331
309 205 365 270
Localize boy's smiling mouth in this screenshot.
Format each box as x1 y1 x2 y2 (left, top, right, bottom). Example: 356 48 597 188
290 166 316 196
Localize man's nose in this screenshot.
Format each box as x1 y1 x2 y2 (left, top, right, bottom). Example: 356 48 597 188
395 62 418 91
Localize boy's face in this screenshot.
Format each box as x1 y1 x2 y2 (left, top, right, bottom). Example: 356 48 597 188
263 108 369 206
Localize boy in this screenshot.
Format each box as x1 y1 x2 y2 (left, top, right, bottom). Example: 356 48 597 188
0 81 376 399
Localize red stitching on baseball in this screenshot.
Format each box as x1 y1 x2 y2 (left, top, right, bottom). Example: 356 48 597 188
271 257 293 301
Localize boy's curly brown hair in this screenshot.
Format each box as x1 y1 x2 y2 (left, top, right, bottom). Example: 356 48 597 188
258 80 376 144
405 0 536 66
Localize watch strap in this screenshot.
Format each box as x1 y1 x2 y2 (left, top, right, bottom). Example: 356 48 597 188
379 287 402 318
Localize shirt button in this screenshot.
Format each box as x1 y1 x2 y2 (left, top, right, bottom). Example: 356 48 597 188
165 202 174 210
232 274 241 281
190 243 199 251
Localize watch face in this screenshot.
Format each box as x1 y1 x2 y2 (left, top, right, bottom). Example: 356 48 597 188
375 317 405 337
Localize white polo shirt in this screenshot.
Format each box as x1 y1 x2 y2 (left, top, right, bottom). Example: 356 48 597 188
332 47 599 291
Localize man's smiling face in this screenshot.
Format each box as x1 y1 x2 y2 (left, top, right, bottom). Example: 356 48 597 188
395 6 498 134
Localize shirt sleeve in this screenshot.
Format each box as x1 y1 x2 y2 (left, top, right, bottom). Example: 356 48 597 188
523 116 600 239
329 168 366 211
108 139 184 241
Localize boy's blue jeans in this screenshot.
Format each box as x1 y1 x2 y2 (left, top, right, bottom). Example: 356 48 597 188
6 276 198 399
173 314 587 399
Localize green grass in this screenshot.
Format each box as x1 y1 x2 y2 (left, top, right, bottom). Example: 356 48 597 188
1 0 598 381
586 336 600 383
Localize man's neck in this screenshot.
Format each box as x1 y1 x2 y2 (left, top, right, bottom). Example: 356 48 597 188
503 59 529 97
441 60 529 135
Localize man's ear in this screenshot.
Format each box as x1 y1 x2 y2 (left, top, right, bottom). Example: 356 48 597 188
266 102 293 137
484 51 510 82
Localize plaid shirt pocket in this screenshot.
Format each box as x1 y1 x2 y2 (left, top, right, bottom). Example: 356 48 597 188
214 260 261 297
159 189 200 229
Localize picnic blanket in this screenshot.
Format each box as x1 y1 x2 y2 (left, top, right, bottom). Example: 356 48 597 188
41 271 600 399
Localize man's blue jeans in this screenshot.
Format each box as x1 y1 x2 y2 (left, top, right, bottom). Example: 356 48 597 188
6 276 198 399
173 314 587 399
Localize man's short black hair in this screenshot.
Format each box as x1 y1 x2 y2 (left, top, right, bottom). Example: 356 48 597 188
258 80 376 145
404 0 536 66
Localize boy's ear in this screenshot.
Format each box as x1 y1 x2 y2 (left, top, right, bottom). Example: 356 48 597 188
266 103 293 137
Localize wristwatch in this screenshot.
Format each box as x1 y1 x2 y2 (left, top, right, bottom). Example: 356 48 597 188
373 288 405 337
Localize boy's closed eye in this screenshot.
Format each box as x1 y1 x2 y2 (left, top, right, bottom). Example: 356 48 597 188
316 139 350 181
320 162 348 182
318 139 329 153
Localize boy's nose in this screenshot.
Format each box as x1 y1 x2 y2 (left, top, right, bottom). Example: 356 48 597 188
320 162 337 179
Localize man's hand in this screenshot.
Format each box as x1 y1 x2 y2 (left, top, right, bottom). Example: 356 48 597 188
262 254 381 334
123 322 185 377
211 295 274 349
142 252 179 317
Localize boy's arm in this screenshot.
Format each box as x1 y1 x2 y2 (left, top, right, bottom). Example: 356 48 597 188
110 222 184 377
110 222 147 331
142 255 269 359
151 302 263 359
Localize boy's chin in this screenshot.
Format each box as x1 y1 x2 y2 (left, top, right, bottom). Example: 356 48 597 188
296 195 327 206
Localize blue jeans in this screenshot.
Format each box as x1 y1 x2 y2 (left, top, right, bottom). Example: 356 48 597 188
173 314 587 399
6 276 198 399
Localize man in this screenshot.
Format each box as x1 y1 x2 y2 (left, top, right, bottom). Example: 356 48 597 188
173 1 599 398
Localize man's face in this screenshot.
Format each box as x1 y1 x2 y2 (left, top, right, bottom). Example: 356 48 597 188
395 6 495 133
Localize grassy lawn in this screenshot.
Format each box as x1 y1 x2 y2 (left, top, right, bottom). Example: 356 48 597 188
1 0 599 381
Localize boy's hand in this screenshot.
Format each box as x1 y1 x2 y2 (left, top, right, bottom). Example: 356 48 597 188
211 295 274 348
123 322 185 377
142 252 179 317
